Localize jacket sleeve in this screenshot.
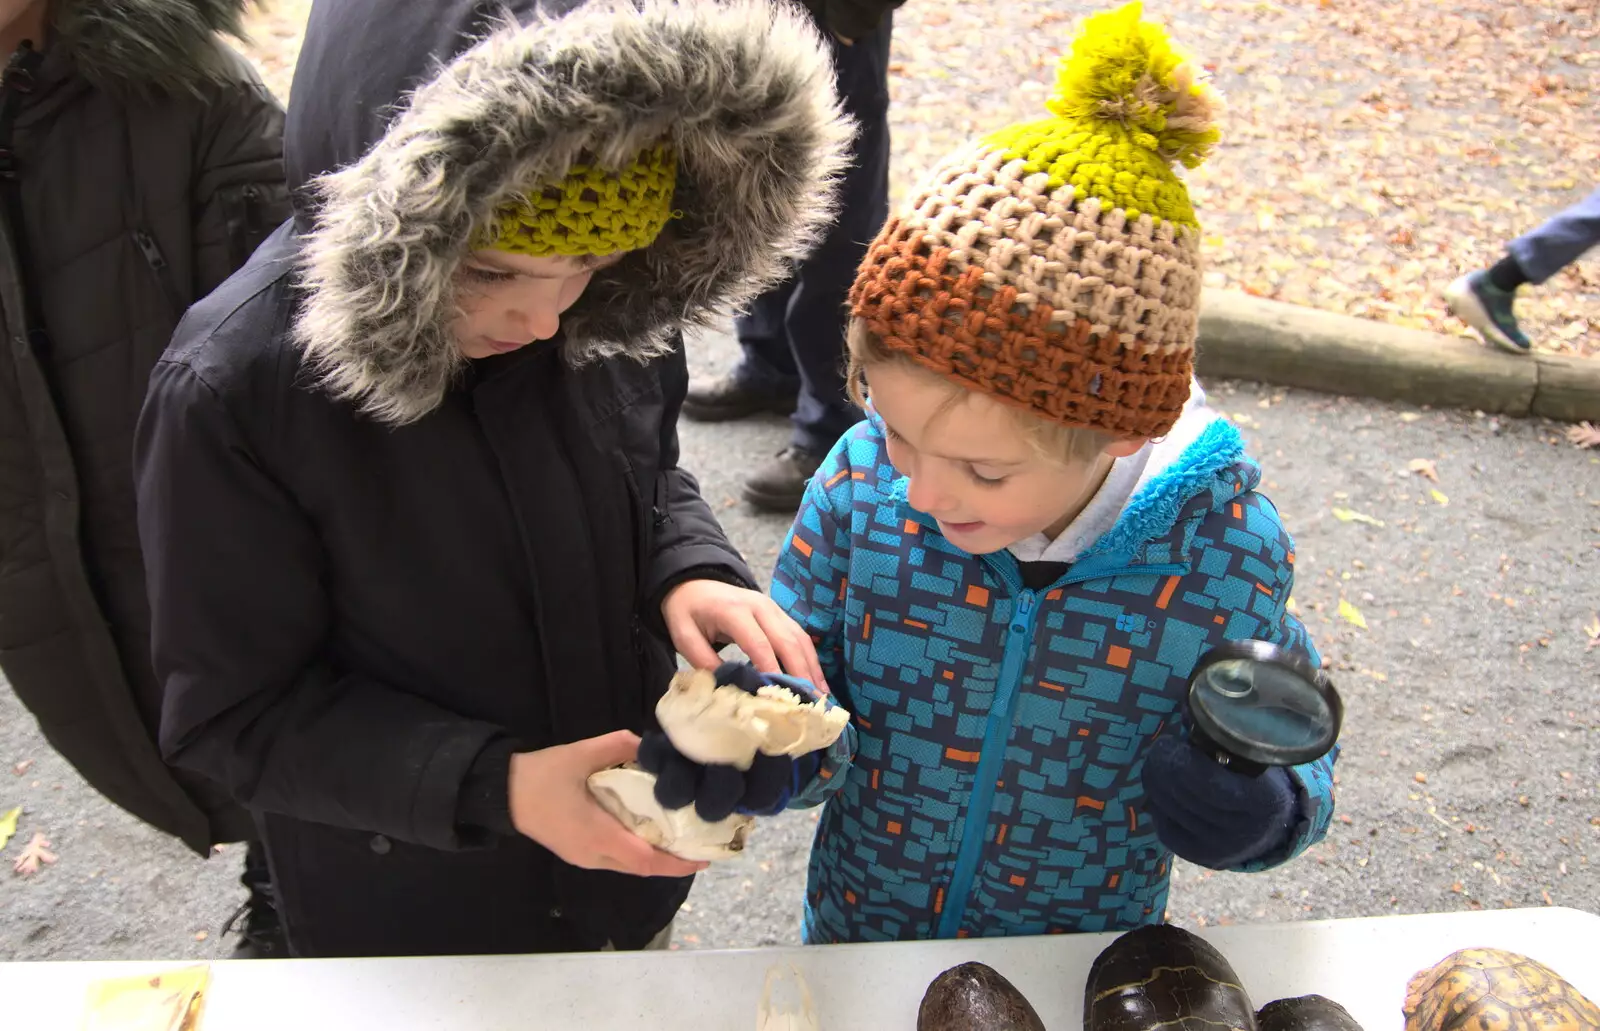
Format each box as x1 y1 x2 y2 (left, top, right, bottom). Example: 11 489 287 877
190 49 292 295
769 441 859 807
1218 491 1338 872
641 345 757 607
135 359 507 851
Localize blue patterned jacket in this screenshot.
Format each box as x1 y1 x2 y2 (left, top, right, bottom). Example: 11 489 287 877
771 412 1337 944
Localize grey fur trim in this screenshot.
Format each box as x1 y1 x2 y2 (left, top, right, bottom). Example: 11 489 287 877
51 0 253 96
294 0 853 425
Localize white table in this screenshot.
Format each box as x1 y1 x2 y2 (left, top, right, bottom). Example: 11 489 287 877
4 907 1596 1029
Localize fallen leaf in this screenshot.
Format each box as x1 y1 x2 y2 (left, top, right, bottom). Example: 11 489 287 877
1332 507 1386 527
0 807 18 851
194 930 209 942
11 760 31 776
1415 772 1428 784
13 831 56 876
1584 614 1600 651
1399 412 1423 423
1407 458 1439 482
1338 599 1369 629
1431 489 1450 506
1567 423 1600 449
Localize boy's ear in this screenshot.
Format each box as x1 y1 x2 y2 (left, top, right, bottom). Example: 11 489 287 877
1104 437 1149 459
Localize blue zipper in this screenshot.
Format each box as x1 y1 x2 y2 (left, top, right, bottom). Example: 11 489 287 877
932 558 1188 939
936 586 1036 939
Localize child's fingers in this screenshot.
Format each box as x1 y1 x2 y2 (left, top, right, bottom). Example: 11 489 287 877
722 609 781 674
666 612 721 670
578 729 642 772
751 604 822 686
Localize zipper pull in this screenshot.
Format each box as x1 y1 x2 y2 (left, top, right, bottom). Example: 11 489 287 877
1010 590 1036 634
132 229 168 271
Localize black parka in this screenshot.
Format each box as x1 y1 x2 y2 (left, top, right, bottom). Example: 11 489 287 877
134 0 849 955
0 0 288 853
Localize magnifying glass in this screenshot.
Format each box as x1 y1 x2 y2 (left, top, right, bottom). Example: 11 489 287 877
1184 640 1343 777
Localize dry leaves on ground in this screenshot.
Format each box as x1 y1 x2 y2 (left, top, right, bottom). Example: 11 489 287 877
1338 598 1368 629
1332 506 1385 526
1566 422 1600 448
12 831 56 876
1407 458 1440 482
0 806 17 851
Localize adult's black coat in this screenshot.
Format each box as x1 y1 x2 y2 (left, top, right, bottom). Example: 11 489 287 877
0 0 287 854
134 0 849 956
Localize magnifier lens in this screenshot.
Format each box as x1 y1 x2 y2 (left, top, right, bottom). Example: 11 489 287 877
1190 658 1335 766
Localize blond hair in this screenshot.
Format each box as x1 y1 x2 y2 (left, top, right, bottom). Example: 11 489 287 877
846 318 1114 466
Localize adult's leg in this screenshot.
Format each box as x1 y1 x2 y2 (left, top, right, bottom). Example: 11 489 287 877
1507 186 1600 285
782 18 892 457
683 280 802 422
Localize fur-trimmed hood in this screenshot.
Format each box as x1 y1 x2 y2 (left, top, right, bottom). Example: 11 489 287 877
286 0 853 425
47 0 251 95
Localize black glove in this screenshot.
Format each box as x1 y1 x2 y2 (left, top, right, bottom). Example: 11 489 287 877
1140 733 1297 869
638 661 825 821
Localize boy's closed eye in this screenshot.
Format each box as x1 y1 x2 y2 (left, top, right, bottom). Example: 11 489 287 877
882 421 1013 487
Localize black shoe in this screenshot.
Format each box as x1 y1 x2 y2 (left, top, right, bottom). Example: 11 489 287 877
225 841 289 958
682 372 797 422
742 446 825 513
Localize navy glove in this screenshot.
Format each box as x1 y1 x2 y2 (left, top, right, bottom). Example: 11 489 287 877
638 661 825 822
1140 733 1297 869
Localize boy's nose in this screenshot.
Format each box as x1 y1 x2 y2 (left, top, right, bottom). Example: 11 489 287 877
905 474 948 517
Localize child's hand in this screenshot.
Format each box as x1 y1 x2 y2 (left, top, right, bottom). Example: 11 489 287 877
507 731 709 879
661 579 827 690
638 662 826 820
1139 734 1297 870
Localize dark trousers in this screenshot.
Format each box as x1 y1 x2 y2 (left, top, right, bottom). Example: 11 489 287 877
733 16 892 455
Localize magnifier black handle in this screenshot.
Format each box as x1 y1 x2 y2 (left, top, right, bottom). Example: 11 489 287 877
1185 719 1270 778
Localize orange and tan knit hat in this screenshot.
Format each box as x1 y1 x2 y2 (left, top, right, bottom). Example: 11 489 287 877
849 2 1222 439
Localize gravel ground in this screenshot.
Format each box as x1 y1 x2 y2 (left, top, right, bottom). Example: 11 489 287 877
5 327 1593 959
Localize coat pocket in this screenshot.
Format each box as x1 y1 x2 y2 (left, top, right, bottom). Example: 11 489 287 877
130 228 185 323
218 181 287 267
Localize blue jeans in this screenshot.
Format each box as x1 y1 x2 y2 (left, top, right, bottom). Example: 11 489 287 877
1509 186 1600 285
733 16 892 455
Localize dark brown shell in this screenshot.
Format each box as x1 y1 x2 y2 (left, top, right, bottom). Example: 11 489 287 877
1085 924 1257 1031
1257 995 1366 1031
918 962 1046 1031
1403 948 1600 1031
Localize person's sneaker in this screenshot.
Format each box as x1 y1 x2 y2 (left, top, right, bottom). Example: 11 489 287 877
742 445 825 513
1445 270 1532 355
682 372 797 422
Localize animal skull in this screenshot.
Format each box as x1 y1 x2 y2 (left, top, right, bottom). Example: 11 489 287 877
655 668 850 770
587 765 753 862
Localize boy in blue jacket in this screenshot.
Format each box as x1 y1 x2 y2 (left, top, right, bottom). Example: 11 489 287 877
768 4 1337 943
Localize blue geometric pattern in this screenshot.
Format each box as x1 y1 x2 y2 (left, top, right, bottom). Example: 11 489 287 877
773 416 1337 944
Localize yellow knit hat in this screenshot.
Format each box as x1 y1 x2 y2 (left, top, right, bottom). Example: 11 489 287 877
474 142 679 257
849 2 1222 439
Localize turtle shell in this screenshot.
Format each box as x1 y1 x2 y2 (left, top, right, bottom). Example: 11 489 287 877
918 962 1045 1031
1403 948 1600 1031
1257 995 1366 1031
1085 924 1257 1031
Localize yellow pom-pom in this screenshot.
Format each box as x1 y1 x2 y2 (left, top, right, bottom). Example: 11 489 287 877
1047 1 1222 169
